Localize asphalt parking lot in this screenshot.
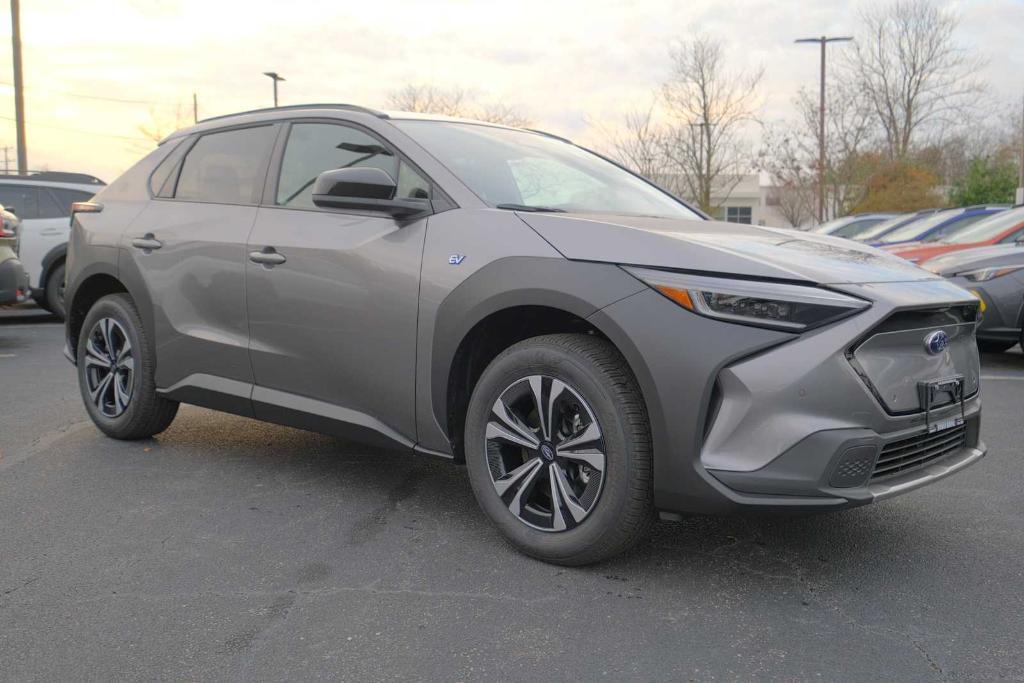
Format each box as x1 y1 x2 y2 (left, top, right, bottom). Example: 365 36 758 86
1 305 1022 681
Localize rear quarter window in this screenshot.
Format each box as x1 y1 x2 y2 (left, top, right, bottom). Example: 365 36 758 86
174 126 277 204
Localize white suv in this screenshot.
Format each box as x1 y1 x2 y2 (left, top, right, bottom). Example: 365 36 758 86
0 172 104 318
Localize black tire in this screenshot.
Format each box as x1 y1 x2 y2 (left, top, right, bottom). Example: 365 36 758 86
977 339 1015 354
464 333 653 566
77 293 178 439
44 261 67 320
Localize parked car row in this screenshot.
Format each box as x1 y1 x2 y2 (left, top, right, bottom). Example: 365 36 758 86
814 204 1024 354
0 172 104 317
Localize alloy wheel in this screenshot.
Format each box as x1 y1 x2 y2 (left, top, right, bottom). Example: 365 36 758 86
484 375 606 532
84 318 135 418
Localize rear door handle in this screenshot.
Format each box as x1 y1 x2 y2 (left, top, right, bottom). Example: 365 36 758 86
131 234 162 250
249 248 286 266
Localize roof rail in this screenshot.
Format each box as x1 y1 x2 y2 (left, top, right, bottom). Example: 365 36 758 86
0 171 105 185
198 103 389 125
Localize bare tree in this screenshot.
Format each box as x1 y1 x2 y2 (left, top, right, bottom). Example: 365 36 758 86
601 103 690 194
385 84 470 117
477 102 533 128
758 125 816 227
385 84 532 127
795 82 880 216
133 103 193 154
659 36 763 213
846 0 986 160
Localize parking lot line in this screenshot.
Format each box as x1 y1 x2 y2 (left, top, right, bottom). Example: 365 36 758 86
981 375 1024 381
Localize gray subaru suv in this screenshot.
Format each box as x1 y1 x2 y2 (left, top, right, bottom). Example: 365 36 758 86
64 104 986 564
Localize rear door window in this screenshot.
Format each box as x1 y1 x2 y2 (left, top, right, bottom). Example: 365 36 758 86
36 189 65 218
175 126 276 204
0 184 39 219
48 188 95 217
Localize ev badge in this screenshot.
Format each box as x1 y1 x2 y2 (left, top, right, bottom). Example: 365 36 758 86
923 330 950 355
448 254 466 265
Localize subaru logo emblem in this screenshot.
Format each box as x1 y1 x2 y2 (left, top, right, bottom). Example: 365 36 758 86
924 330 950 355
539 444 555 461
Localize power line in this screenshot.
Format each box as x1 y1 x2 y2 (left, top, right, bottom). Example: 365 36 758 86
0 80 166 105
0 114 150 141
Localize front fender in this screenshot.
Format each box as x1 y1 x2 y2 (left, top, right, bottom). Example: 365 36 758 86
426 256 647 449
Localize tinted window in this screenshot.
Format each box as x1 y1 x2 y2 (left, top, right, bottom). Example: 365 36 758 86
276 123 428 209
49 188 95 216
0 184 39 219
149 139 189 198
36 189 65 219
175 126 276 204
999 228 1024 244
833 218 883 238
925 212 991 241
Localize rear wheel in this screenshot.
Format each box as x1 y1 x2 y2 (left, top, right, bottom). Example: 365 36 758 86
77 293 178 439
977 339 1015 354
464 333 653 566
44 261 66 320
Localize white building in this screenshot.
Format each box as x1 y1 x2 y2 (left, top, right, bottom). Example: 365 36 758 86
706 174 798 228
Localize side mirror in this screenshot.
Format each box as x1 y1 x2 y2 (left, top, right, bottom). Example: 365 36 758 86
311 167 430 221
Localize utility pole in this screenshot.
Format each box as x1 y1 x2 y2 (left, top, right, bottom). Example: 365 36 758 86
10 0 27 174
263 72 285 108
193 92 198 124
1017 92 1023 206
2 146 10 174
795 35 853 223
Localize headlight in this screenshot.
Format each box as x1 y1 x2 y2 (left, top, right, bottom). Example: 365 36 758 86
957 265 1024 282
624 267 870 332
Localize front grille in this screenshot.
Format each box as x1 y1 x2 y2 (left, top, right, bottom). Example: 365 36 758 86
871 424 967 480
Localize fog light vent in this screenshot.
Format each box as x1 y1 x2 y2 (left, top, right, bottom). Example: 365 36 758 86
829 445 877 488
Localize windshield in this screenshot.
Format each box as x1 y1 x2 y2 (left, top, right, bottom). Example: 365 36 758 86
854 213 917 241
394 120 702 220
946 207 1024 244
832 217 886 238
811 216 854 234
876 210 958 243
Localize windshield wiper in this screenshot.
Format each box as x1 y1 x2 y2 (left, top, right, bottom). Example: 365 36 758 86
495 203 567 213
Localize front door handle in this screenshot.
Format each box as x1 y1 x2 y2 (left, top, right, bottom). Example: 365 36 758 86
131 233 162 251
249 248 286 266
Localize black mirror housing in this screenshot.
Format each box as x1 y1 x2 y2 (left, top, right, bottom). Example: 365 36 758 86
311 167 430 221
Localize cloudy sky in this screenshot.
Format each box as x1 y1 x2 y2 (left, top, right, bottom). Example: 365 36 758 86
0 0 1021 182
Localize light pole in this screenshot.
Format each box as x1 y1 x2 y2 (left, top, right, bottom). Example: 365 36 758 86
795 35 852 223
263 72 285 108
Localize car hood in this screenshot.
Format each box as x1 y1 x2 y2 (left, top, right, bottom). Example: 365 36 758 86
518 212 937 285
923 243 1024 275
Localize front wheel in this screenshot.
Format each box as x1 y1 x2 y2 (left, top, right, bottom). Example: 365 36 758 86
44 262 67 320
464 334 653 566
77 293 178 439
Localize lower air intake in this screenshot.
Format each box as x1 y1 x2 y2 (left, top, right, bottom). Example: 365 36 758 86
871 424 967 480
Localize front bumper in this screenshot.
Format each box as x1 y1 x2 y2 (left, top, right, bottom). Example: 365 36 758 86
0 257 29 305
590 277 986 515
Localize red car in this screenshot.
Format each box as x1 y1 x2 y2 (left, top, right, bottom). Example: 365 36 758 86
887 206 1024 263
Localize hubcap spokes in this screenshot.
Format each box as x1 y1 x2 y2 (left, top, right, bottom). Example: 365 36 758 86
485 375 606 532
84 318 134 418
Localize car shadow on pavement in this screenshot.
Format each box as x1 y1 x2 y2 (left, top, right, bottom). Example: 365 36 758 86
143 407 949 592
